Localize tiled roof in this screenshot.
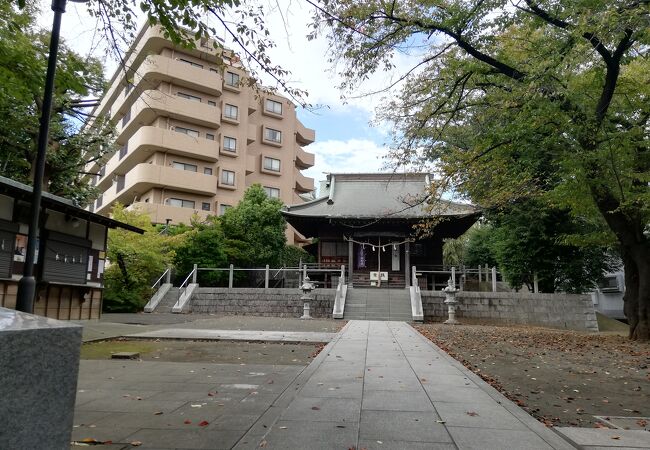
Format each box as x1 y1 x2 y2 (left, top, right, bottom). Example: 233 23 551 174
283 173 477 219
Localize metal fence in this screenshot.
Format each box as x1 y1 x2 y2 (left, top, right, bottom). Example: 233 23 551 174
173 264 346 289
413 265 504 292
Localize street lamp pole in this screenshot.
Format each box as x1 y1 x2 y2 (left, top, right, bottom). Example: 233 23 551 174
15 0 68 313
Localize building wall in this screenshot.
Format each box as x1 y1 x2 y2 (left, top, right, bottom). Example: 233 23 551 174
87 26 315 244
0 193 108 320
421 291 599 332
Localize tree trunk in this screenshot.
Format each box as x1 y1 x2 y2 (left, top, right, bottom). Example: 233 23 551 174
589 177 649 341
621 245 650 341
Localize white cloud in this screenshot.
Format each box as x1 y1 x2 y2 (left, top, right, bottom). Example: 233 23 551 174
303 138 393 184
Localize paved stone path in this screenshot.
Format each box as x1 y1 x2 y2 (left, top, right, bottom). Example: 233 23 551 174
233 320 575 449
126 328 336 343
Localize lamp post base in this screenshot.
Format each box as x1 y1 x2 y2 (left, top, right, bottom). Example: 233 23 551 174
300 300 312 319
15 276 36 314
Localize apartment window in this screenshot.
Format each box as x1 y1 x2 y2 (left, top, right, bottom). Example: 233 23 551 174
96 195 103 208
202 202 211 211
264 128 282 143
223 136 237 152
206 133 215 141
174 126 199 138
263 156 281 172
172 161 198 172
208 100 216 107
179 58 203 69
203 167 213 175
265 99 282 115
167 198 195 208
224 104 238 120
225 71 239 87
219 204 232 215
264 186 280 198
221 169 235 186
177 92 202 102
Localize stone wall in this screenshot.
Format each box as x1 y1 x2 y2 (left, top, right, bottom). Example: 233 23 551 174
0 307 82 449
190 288 336 318
421 291 598 332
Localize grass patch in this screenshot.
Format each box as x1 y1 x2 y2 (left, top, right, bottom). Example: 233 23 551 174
595 312 629 334
81 340 156 359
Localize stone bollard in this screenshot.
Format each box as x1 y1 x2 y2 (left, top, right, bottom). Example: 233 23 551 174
300 276 315 319
443 278 459 325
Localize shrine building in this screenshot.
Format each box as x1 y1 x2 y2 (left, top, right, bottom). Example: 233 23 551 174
282 173 479 289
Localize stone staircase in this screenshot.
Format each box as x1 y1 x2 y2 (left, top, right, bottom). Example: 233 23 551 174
352 272 406 289
343 288 412 321
151 287 179 313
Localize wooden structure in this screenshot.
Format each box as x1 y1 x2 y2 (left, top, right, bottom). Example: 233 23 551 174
0 176 142 319
282 173 479 288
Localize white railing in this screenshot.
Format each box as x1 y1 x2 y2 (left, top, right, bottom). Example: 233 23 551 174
178 265 197 300
332 265 347 319
151 267 171 290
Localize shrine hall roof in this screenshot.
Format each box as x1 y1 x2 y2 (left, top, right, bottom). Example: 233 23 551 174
282 173 478 220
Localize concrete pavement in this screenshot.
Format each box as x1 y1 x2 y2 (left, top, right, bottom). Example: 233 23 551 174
73 316 648 449
233 321 574 449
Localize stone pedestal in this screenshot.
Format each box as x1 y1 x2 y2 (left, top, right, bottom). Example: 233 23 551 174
0 307 82 450
443 278 460 325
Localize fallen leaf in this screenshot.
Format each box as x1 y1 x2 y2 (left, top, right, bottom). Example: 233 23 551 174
279 426 287 429
184 419 192 424
130 441 143 447
611 436 621 440
466 411 479 417
311 406 321 410
259 439 268 448
198 421 209 427
153 411 163 415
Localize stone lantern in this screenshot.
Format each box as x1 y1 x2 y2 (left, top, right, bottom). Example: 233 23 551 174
300 276 315 319
443 278 459 325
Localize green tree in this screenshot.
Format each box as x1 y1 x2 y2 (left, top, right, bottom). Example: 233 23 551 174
313 1 650 340
173 218 228 286
221 185 287 267
487 203 612 293
463 226 499 270
103 204 180 312
0 2 113 205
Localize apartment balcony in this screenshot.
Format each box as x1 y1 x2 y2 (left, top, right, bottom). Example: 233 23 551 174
247 123 257 144
296 121 315 146
127 201 210 225
245 154 256 175
247 95 258 115
110 55 223 118
295 171 315 193
95 163 217 214
95 126 219 191
295 145 315 169
116 90 221 144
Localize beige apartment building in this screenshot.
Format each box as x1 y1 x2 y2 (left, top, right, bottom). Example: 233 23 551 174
86 26 316 244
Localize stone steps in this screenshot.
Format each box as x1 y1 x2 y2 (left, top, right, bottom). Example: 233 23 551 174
152 288 179 313
343 288 412 321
